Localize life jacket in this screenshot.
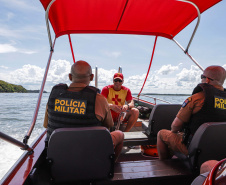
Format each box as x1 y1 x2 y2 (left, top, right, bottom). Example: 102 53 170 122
183 83 226 146
47 83 102 139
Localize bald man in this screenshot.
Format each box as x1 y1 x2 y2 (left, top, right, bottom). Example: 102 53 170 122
43 60 124 162
157 65 226 160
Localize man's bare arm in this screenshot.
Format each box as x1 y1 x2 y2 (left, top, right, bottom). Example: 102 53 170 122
171 117 184 133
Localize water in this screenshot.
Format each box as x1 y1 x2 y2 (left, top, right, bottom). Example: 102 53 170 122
0 93 189 180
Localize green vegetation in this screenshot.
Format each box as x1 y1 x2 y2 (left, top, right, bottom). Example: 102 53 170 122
0 80 27 93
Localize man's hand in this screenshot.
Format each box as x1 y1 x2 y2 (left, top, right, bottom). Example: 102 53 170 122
122 104 129 112
110 104 122 113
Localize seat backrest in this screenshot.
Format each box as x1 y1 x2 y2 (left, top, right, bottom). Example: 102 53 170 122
188 122 226 171
47 126 114 183
146 104 181 137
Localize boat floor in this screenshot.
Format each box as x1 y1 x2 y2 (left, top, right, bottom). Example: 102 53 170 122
99 146 195 185
25 146 196 185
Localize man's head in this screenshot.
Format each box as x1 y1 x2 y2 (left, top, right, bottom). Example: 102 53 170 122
69 60 94 85
113 73 124 90
201 65 226 87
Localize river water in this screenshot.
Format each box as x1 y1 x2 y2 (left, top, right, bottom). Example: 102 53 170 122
0 93 188 180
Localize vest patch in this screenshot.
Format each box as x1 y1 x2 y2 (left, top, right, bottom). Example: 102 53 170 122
54 98 87 114
214 96 226 110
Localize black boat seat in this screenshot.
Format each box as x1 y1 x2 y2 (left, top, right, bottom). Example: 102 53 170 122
190 172 209 185
47 126 115 184
176 122 226 173
123 104 181 146
144 104 181 145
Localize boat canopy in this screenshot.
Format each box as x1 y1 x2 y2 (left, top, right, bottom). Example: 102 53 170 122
40 0 221 39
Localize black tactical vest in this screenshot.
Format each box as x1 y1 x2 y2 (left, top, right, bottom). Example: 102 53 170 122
47 84 102 139
188 83 226 136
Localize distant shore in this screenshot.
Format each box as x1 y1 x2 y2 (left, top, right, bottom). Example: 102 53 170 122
0 80 47 93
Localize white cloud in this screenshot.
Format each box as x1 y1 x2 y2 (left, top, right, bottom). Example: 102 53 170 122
0 44 17 53
0 0 40 12
157 63 182 75
6 12 14 21
0 65 8 69
101 50 121 58
0 61 219 94
0 43 36 54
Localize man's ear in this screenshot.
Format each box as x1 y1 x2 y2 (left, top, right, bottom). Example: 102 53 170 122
69 73 72 81
206 78 210 84
90 74 94 81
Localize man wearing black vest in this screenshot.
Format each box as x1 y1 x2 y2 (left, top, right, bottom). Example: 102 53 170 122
43 60 124 162
157 65 226 160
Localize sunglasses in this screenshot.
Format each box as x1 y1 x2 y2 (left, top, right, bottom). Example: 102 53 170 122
201 74 214 81
114 79 123 83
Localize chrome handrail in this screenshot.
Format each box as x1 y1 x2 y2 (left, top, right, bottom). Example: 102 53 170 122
0 132 33 154
139 94 171 104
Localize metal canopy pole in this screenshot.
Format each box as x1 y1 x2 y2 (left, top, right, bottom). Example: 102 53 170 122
118 66 122 73
24 38 56 144
95 66 98 88
23 1 57 144
173 38 203 71
45 0 56 51
177 0 201 53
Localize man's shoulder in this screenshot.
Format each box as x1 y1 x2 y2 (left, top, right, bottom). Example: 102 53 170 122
96 93 108 104
51 83 68 90
191 91 205 100
121 85 131 91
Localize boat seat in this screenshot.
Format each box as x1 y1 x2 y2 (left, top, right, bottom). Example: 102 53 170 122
176 122 226 174
47 126 115 184
144 104 181 145
123 104 181 146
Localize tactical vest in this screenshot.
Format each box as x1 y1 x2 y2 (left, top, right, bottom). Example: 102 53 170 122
184 83 226 146
47 84 101 139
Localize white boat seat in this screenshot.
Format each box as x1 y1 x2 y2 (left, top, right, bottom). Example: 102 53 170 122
47 126 115 184
144 104 181 144
176 122 226 173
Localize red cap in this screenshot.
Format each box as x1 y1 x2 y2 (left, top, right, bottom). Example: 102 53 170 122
113 73 124 80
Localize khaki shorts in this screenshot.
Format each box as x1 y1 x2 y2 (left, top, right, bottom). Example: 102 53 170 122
159 129 188 156
110 130 124 148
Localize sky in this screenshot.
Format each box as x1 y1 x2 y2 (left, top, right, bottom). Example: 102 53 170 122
0 0 226 94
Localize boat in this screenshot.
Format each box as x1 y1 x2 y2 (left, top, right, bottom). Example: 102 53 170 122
0 0 225 184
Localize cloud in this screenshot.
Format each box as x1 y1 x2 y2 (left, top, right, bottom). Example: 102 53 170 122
6 12 14 21
0 65 8 69
0 0 40 12
0 60 209 94
0 44 17 53
101 50 121 58
0 43 36 54
157 63 182 75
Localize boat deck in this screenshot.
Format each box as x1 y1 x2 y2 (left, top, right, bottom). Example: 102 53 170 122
97 146 195 185
24 146 195 185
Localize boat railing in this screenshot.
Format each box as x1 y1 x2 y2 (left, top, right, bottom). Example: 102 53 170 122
138 94 171 105
0 132 33 154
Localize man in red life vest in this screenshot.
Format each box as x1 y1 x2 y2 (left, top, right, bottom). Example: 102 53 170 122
101 73 139 132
